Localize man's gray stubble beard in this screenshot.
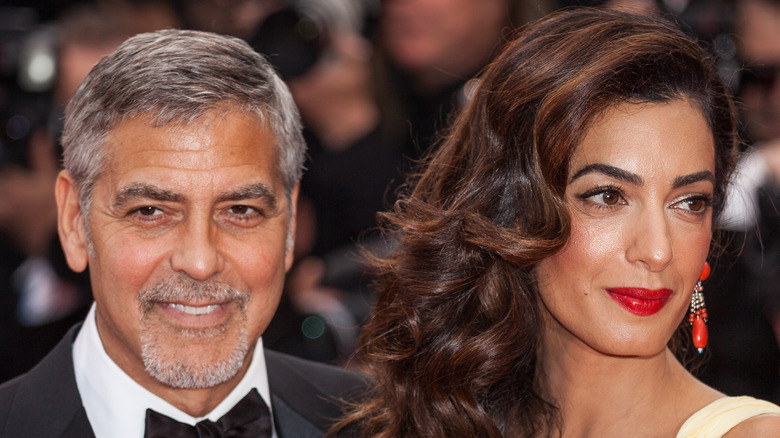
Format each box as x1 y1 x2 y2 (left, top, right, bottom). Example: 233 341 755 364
138 276 251 389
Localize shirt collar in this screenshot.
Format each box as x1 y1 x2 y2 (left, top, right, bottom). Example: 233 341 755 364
73 303 275 438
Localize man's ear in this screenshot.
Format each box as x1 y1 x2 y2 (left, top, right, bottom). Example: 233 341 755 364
284 183 300 273
55 170 89 273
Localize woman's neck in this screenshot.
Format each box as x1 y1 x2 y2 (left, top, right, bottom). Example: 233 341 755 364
537 333 721 437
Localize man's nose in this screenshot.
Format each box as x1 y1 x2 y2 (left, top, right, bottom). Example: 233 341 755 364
170 215 224 280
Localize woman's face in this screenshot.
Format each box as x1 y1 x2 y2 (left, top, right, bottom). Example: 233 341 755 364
535 99 716 358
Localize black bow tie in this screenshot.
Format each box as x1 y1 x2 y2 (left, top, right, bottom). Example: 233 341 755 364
144 388 272 438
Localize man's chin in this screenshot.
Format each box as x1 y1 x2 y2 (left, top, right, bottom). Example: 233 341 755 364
141 328 250 389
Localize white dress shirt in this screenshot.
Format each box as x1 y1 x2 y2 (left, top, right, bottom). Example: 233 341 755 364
73 304 277 438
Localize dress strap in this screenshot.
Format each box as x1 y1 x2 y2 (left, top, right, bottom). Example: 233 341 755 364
676 396 780 438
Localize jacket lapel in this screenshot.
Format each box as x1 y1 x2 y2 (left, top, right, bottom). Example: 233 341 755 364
271 393 324 438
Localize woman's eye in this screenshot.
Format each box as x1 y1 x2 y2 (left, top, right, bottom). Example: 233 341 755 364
684 198 704 212
675 196 711 213
588 190 622 206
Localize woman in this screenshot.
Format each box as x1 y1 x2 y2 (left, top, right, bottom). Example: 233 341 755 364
341 8 780 437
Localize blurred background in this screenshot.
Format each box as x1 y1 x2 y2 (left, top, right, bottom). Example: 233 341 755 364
1 0 778 403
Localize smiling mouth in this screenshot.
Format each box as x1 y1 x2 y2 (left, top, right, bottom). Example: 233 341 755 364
157 301 231 327
605 288 673 316
167 303 221 315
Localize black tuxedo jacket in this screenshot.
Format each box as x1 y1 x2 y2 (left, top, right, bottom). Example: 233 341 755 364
0 325 368 437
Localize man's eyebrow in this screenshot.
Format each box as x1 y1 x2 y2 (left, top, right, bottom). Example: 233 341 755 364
672 170 716 189
216 183 278 210
113 184 181 209
569 163 643 185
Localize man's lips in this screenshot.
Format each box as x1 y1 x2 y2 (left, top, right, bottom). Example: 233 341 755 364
167 303 221 316
605 288 673 316
157 301 229 326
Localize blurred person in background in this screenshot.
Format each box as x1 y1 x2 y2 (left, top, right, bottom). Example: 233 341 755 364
375 0 555 163
248 0 388 364
697 0 780 403
0 4 78 382
0 0 179 382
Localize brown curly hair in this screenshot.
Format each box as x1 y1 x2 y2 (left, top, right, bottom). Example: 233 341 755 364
337 7 738 437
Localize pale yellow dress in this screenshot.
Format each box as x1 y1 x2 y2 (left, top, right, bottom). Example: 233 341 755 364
676 396 780 437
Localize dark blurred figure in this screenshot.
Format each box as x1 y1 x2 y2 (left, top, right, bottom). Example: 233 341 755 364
0 4 88 382
0 1 179 382
254 0 387 263
695 0 780 404
246 0 387 364
375 0 554 163
173 0 277 41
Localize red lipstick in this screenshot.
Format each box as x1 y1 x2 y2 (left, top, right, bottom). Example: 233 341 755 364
605 288 672 316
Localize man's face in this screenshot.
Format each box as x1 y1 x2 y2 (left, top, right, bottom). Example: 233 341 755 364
58 108 296 392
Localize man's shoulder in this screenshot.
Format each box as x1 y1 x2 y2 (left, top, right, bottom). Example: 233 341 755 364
265 349 370 403
0 374 24 426
0 325 77 410
0 324 93 437
264 349 370 436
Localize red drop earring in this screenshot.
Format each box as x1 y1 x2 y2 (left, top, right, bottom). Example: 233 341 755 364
689 261 710 354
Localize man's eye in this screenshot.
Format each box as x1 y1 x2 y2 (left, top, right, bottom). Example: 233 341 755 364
137 206 162 216
230 205 252 215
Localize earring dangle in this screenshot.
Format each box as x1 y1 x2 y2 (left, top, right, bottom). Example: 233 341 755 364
689 261 710 354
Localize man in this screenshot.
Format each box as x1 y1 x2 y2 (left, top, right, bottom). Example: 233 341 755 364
0 29 367 437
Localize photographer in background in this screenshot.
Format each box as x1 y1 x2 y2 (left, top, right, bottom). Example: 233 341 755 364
0 1 178 382
0 6 89 382
249 0 389 364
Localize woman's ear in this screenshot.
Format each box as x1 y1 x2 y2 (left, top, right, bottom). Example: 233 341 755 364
55 170 89 273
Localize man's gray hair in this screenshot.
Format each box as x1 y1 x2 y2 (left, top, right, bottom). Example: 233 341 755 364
62 28 306 214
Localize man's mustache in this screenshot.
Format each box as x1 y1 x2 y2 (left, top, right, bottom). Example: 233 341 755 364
138 276 249 314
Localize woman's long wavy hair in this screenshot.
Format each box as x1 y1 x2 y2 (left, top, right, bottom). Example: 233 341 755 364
342 8 738 438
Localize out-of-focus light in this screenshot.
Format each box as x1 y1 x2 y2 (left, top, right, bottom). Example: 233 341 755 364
25 50 55 87
5 114 30 140
301 315 326 340
18 27 56 92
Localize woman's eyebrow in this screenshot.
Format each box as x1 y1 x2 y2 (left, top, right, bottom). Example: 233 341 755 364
672 170 716 189
568 163 643 185
569 164 716 189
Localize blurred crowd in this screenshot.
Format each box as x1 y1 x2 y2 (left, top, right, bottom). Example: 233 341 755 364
1 0 779 403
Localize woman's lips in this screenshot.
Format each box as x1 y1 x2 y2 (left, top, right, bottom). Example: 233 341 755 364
605 288 673 316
